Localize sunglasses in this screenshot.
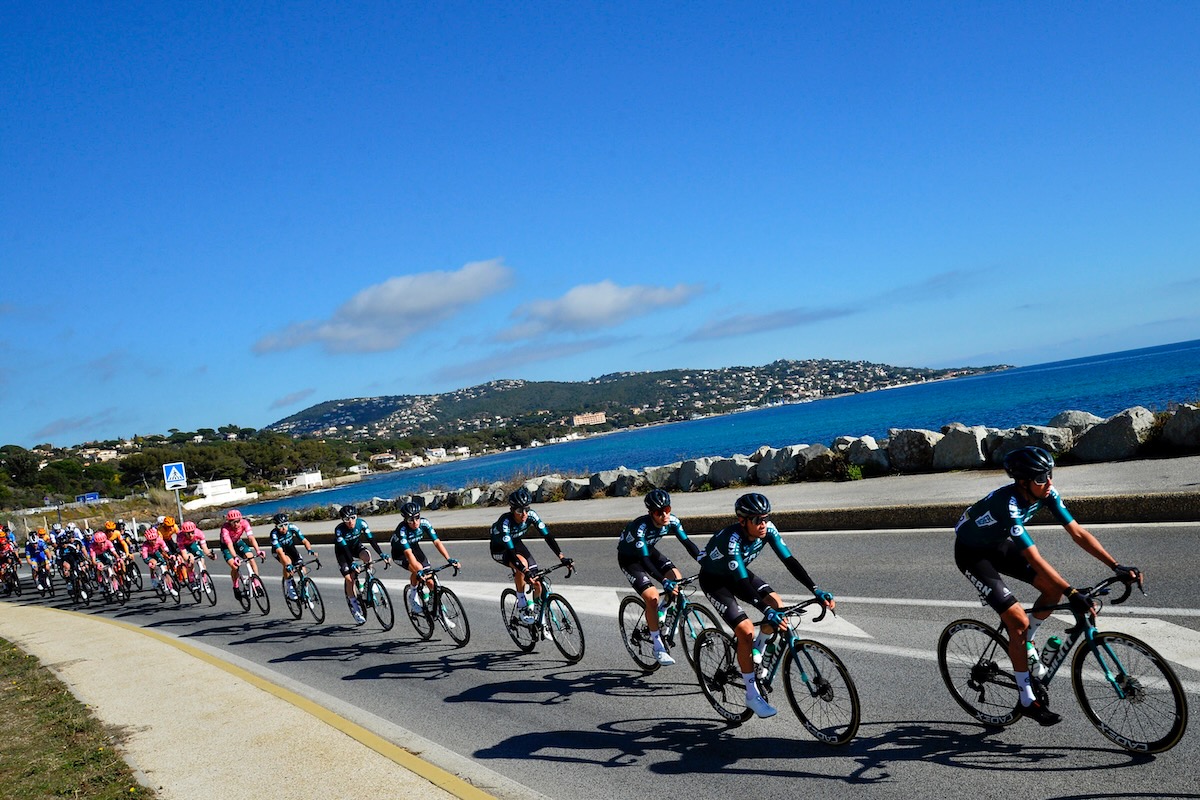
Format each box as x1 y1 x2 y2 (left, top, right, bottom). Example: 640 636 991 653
650 506 672 514
750 515 770 525
1032 476 1051 486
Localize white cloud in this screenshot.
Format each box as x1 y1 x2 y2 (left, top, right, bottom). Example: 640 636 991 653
269 388 316 410
499 280 703 341
254 259 514 354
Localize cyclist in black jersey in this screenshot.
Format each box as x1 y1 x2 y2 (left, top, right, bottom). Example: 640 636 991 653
490 488 574 624
954 446 1142 726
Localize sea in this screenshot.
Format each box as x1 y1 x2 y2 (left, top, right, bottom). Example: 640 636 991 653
244 338 1200 515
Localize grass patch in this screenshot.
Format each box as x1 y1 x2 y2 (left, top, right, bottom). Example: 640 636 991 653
0 638 155 800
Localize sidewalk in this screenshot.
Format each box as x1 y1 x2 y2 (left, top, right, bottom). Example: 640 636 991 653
3 454 1198 800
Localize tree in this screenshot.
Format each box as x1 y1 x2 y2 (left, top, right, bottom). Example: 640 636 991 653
2 448 41 487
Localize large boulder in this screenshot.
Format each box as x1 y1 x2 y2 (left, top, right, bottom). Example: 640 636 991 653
678 457 717 492
1162 404 1200 451
831 435 857 454
987 425 1074 464
1072 406 1157 462
888 429 943 472
1048 410 1104 439
589 467 640 497
755 444 809 485
561 478 592 500
447 487 483 507
533 476 566 503
750 445 773 463
643 462 681 490
847 436 890 475
708 455 755 488
800 443 840 480
933 423 988 470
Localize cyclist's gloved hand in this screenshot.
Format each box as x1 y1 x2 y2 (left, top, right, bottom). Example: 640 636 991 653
1066 587 1093 617
764 607 785 627
448 558 460 567
813 586 834 604
662 578 678 593
1113 563 1142 583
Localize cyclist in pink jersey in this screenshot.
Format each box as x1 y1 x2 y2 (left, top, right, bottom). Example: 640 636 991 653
219 509 264 599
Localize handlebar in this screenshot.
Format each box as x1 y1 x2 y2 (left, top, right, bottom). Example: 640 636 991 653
418 563 460 579
758 596 832 629
526 560 575 582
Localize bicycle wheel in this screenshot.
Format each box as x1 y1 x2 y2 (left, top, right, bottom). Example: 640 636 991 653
154 569 168 603
301 577 325 624
437 588 471 647
499 588 537 652
407 588 435 640
546 593 585 664
677 603 721 671
127 561 143 591
236 577 252 612
201 572 217 606
693 628 753 725
367 578 393 630
937 618 1021 727
79 574 94 607
166 572 182 606
618 595 660 671
188 572 202 603
783 639 861 745
250 575 270 615
37 570 49 597
1071 631 1189 754
283 576 303 619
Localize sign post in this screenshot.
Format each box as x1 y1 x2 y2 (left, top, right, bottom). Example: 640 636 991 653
162 461 187 523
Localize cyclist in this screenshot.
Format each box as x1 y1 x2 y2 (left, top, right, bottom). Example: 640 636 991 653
141 527 178 598
269 513 316 600
219 509 264 600
617 489 704 667
333 504 387 625
1 534 22 594
699 492 835 719
25 533 52 592
176 521 213 588
391 501 460 615
954 445 1141 727
490 488 574 625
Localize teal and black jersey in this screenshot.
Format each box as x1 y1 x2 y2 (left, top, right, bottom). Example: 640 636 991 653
334 517 375 551
616 513 701 561
954 484 1074 550
490 509 561 557
700 522 793 580
270 524 305 550
391 519 439 551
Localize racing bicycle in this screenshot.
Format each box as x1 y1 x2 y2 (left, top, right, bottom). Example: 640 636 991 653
619 573 721 672
350 557 394 631
233 552 270 615
407 563 470 646
499 561 585 663
282 555 324 624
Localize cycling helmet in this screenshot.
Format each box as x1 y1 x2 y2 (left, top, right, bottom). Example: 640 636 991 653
338 504 358 520
272 512 289 526
145 528 159 540
734 492 772 518
104 521 116 531
52 522 62 532
400 501 421 519
163 516 175 527
94 531 108 545
157 516 165 524
67 522 78 531
644 489 672 512
508 487 533 510
1003 446 1054 482
181 521 197 533
225 509 243 522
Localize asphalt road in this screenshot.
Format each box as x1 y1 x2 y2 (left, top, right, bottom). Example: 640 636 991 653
17 524 1200 800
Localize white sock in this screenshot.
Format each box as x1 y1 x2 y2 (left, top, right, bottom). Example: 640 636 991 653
516 594 529 608
651 630 663 647
743 671 761 697
1026 615 1044 643
753 632 766 653
1015 670 1035 706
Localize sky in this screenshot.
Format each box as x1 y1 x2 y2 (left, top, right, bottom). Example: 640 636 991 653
3 3 1199 449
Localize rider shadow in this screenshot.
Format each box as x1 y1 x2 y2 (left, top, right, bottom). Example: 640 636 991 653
443 668 668 707
340 648 527 683
266 635 412 665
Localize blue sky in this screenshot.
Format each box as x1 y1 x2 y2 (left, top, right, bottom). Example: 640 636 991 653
3 3 1199 449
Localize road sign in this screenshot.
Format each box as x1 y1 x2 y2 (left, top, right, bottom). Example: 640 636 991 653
162 461 188 490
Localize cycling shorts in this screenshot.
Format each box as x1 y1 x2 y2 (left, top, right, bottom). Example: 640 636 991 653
954 538 1035 613
490 539 537 575
618 549 676 594
335 542 372 576
699 570 774 628
221 538 255 563
274 542 302 564
393 541 431 570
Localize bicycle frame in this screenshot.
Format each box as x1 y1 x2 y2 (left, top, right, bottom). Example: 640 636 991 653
756 598 830 689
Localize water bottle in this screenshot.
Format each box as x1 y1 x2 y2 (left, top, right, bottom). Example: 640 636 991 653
1040 636 1063 668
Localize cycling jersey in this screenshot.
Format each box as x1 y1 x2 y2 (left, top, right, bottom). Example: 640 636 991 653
142 537 170 561
175 528 205 549
270 524 306 550
954 484 1074 550
616 513 701 561
334 517 377 551
490 509 562 557
391 519 439 551
220 519 253 549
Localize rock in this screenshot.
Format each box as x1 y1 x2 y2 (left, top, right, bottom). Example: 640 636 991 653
643 462 681 490
847 436 890 474
533 476 565 503
1162 404 1200 450
800 444 839 480
750 445 772 463
987 425 1074 464
708 455 755 488
831 435 856 454
678 457 717 492
561 478 592 500
933 423 988 470
1048 410 1104 438
447 487 483 507
587 467 639 497
755 444 809 485
887 429 943 472
1072 406 1157 462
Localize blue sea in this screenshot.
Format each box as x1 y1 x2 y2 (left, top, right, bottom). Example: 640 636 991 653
245 338 1200 515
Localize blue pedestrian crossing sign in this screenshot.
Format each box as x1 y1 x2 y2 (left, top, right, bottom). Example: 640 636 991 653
162 461 188 490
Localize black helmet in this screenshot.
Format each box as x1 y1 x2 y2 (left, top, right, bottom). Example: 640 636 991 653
272 513 289 526
644 489 671 512
1004 446 1054 482
400 501 421 519
508 487 533 510
734 492 771 518
338 504 358 520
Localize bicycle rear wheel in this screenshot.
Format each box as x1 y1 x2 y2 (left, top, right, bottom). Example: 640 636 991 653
618 595 659 671
301 577 325 624
783 639 861 745
166 572 182 606
249 575 270 615
201 572 217 606
677 603 721 671
546 593 585 664
694 628 753 725
367 578 393 631
407 588 435 640
283 576 303 619
437 588 471 647
1072 631 1189 754
937 618 1020 727
127 561 143 591
499 588 537 652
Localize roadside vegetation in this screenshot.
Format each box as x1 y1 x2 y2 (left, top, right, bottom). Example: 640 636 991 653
0 637 155 799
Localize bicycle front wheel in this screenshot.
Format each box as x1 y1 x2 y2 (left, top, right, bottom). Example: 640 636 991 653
283 576 303 619
367 578 393 631
407 589 435 640
546 593 585 664
201 572 217 606
618 595 659 671
693 628 753 725
1072 631 1189 754
677 603 721 671
499 588 537 652
437 588 471 647
783 639 861 745
937 618 1020 727
301 577 325 624
127 561 143 591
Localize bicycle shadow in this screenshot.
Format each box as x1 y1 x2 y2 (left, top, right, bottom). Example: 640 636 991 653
441 668 684 706
264 634 414 664
341 649 530 683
